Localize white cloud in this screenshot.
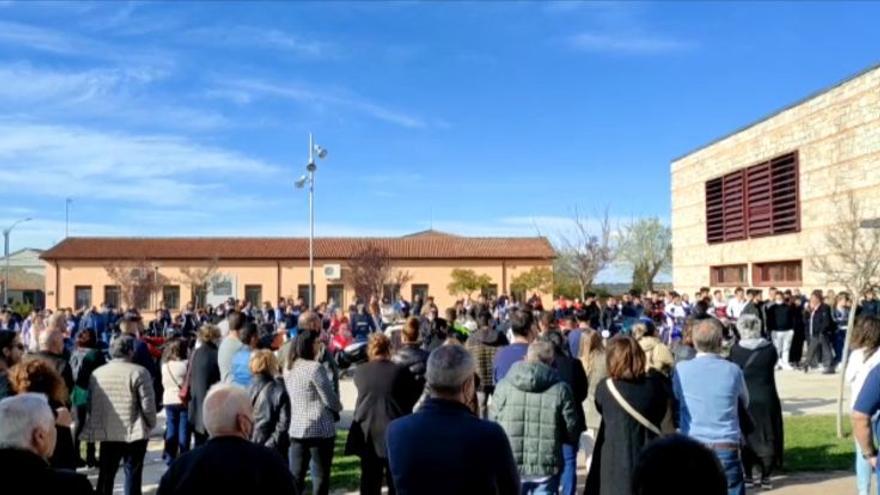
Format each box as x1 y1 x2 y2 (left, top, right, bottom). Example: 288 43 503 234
0 63 231 131
185 25 332 57
0 63 158 103
0 20 171 66
0 122 282 207
218 78 426 128
567 32 693 54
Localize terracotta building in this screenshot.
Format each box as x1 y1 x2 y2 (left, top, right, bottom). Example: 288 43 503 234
672 63 880 295
40 231 555 313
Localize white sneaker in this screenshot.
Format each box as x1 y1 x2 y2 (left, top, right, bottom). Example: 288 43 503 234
782 364 794 371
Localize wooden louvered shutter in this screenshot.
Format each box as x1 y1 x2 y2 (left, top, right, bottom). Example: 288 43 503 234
770 152 799 235
746 160 773 237
722 170 746 242
706 177 724 244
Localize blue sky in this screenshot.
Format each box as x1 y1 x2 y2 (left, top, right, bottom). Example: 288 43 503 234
2 1 879 259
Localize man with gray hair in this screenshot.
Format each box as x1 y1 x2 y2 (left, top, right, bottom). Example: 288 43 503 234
157 384 296 494
673 318 749 495
387 345 520 495
0 393 94 494
84 334 157 495
491 340 579 493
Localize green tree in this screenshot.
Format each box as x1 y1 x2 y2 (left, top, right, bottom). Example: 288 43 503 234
617 217 672 292
446 268 493 297
510 267 554 295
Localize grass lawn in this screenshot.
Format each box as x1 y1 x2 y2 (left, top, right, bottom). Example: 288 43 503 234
329 430 360 492
784 415 855 472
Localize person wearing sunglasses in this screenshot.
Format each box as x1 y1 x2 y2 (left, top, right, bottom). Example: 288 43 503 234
0 330 25 401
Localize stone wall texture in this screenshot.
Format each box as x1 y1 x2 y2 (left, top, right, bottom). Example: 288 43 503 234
671 64 880 295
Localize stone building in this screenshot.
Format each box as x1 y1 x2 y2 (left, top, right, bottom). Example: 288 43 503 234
40 231 554 313
672 63 880 295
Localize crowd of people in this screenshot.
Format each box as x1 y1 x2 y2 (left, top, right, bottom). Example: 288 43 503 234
1 284 880 495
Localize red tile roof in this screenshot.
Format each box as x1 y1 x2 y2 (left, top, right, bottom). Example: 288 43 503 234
40 236 556 261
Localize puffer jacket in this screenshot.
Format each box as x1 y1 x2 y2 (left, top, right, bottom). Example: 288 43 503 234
490 361 579 477
248 374 291 458
84 359 157 443
638 336 674 376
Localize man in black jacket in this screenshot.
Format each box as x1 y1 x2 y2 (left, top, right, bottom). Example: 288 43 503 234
804 290 836 374
767 292 795 370
387 345 520 495
0 393 94 495
158 384 297 495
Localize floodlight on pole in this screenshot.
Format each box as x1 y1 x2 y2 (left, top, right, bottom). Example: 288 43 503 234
296 132 328 310
3 217 32 305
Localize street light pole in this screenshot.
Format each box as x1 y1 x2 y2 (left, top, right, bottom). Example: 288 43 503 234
2 217 32 305
65 198 72 238
307 133 316 310
295 133 327 311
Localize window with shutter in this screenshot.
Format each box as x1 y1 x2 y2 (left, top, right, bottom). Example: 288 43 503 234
753 260 802 286
704 151 800 244
746 161 772 237
706 178 724 243
770 153 799 235
722 170 746 242
710 264 748 286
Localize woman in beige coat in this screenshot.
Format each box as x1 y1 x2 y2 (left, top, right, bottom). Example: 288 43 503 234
633 322 675 376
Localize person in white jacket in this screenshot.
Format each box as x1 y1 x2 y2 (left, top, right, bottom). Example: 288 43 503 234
845 316 880 495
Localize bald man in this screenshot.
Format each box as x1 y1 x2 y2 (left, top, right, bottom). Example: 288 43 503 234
157 384 296 495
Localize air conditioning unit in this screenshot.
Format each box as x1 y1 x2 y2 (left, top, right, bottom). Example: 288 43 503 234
324 264 342 280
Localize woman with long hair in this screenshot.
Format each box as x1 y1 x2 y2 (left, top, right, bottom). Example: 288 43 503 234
846 316 880 495
69 328 106 467
9 357 78 469
346 333 420 495
284 330 343 495
585 336 670 495
579 329 606 472
249 349 291 460
161 337 190 464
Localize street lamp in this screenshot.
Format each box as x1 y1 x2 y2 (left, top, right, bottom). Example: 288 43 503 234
3 217 32 305
295 132 328 310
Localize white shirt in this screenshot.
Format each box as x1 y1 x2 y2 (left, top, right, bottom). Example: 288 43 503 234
846 348 880 407
727 298 747 319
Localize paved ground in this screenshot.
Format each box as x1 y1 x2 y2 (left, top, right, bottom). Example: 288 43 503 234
80 368 856 494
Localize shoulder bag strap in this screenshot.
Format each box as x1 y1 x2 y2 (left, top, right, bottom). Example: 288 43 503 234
166 362 183 389
607 379 663 436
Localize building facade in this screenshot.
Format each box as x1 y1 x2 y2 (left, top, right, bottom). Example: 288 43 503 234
1 248 45 306
40 231 554 313
672 63 880 295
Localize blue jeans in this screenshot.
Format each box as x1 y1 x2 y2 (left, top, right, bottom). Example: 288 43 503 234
713 448 745 495
561 442 578 495
855 441 873 495
164 405 191 464
521 474 559 495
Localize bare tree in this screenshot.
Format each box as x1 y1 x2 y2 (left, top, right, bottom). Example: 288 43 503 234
810 192 880 438
556 207 615 299
104 260 168 310
345 244 412 302
178 258 220 306
617 217 672 292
